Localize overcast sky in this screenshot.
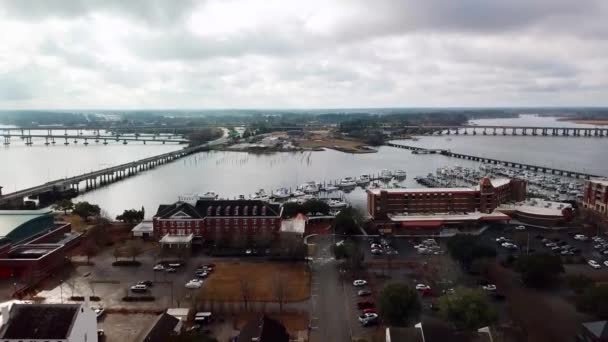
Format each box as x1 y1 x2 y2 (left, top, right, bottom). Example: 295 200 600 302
1 0 607 109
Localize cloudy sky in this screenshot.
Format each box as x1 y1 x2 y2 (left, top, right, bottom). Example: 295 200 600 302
1 0 607 109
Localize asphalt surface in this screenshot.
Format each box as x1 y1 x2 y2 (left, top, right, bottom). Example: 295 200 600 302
308 235 352 342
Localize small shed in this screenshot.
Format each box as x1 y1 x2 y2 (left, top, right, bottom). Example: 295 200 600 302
131 220 154 239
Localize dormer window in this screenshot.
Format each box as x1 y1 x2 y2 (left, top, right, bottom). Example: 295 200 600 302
216 206 221 215
225 205 231 216
243 206 248 216
207 206 213 216
261 206 267 216
234 206 239 216
252 206 258 216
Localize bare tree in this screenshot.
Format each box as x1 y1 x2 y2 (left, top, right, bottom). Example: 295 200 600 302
125 240 143 262
88 281 96 297
83 241 98 264
274 274 287 312
112 246 123 262
239 276 253 311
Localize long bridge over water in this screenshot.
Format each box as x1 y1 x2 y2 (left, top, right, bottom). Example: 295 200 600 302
398 125 608 137
2 133 189 145
0 136 226 207
386 142 601 179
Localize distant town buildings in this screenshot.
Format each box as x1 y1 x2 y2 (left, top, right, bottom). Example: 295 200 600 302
583 178 608 216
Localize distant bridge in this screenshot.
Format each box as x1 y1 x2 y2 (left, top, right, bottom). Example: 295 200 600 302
2 133 189 145
386 142 601 179
0 134 228 207
397 125 608 137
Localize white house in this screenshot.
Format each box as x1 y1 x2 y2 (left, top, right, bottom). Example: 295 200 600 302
0 299 98 342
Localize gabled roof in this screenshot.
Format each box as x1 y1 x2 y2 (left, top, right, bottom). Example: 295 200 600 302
238 315 289 342
155 202 202 219
582 321 608 338
140 312 181 342
155 200 282 219
0 304 80 339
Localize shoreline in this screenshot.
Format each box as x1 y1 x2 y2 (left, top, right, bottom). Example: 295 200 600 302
556 118 608 126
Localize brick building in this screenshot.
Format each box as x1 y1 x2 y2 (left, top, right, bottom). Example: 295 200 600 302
366 177 527 233
153 199 283 244
582 178 608 216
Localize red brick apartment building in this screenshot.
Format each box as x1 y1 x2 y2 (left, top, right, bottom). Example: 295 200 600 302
366 177 527 233
153 199 283 242
582 178 608 216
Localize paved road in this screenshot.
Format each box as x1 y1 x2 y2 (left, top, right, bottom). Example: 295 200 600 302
308 236 352 342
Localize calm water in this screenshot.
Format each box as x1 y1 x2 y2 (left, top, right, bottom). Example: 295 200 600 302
1 115 606 218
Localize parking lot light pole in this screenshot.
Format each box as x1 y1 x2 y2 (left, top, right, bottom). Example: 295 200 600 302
415 322 426 342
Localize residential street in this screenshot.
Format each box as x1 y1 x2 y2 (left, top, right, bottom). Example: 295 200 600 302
308 235 352 342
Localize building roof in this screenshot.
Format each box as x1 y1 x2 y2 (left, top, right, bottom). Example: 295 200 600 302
0 303 79 339
367 188 476 195
140 312 181 342
132 220 154 233
498 199 571 217
388 211 511 223
0 209 53 243
238 315 289 342
582 321 608 338
155 199 282 219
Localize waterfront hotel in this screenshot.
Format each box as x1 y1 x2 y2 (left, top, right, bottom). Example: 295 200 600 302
582 178 608 216
366 177 528 233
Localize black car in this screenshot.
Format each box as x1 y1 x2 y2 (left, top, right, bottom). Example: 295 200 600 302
138 280 153 287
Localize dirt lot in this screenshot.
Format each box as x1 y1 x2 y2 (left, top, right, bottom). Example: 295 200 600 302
557 118 608 126
200 261 310 302
295 132 376 153
98 313 157 342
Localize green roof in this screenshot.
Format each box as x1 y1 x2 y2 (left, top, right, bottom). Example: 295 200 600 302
0 210 54 243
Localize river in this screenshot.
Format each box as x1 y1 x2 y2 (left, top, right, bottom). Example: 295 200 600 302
1 115 607 218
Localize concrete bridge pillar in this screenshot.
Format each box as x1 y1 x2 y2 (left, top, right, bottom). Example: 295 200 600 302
493 128 497 135
522 128 527 136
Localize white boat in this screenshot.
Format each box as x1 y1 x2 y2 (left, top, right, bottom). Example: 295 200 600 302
272 188 291 199
394 170 407 179
299 181 320 194
250 189 270 201
356 174 371 185
339 177 357 188
292 190 306 197
380 169 393 180
367 182 381 189
180 192 218 202
324 184 339 191
326 199 348 209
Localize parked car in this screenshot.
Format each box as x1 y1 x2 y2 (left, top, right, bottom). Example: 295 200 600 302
357 290 372 296
604 261 608 267
357 301 375 309
165 267 177 273
353 280 368 287
94 307 105 319
515 225 526 231
482 284 497 291
415 284 431 291
153 264 165 271
138 280 153 287
185 279 204 289
588 260 601 269
130 284 148 293
574 234 588 241
358 312 379 323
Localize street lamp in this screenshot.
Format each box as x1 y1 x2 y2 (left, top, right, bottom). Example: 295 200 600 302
478 326 494 342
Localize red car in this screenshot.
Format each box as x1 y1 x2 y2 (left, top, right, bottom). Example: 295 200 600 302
362 308 377 314
357 301 375 310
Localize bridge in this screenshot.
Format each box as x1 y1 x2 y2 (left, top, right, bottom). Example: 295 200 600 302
0 134 228 207
397 125 608 137
386 142 601 179
2 133 189 145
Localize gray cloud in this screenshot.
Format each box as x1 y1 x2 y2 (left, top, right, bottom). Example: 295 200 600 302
0 0 607 108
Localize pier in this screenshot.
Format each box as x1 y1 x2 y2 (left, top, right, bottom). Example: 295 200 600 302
386 142 601 179
1 131 188 146
0 143 210 207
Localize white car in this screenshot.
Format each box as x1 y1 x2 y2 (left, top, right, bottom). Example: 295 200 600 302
415 284 431 291
604 260 608 267
588 260 601 269
185 279 204 289
574 234 588 241
482 284 497 291
353 280 367 287
501 242 518 249
515 225 526 231
358 312 379 322
153 264 165 271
